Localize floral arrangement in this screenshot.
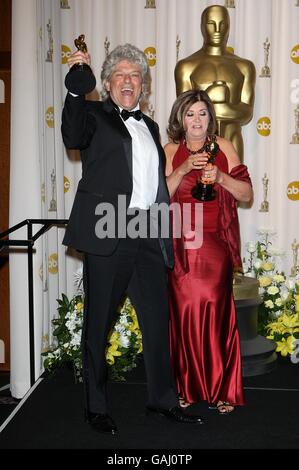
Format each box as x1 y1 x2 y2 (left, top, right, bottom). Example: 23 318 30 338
42 269 143 381
243 229 299 360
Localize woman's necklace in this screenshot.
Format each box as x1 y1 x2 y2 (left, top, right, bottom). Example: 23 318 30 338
183 136 208 155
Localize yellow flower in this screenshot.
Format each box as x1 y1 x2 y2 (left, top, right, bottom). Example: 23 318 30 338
75 302 84 313
128 309 139 331
283 327 299 335
106 343 122 365
272 274 285 283
275 336 296 356
295 294 299 313
266 321 286 335
108 331 120 345
259 276 272 287
281 313 299 328
261 262 274 271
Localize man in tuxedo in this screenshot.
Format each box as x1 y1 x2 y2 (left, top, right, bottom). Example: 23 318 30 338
62 43 203 434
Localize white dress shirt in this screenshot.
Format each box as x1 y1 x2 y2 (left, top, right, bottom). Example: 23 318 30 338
119 106 159 210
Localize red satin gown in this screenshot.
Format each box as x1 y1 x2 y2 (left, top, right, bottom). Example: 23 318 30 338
169 141 245 406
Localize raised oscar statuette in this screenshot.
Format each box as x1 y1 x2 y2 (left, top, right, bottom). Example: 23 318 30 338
64 34 96 95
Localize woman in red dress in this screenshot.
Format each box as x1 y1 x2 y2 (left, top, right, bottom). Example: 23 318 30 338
164 90 253 413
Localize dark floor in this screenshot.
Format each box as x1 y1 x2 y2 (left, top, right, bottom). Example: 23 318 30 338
0 356 298 452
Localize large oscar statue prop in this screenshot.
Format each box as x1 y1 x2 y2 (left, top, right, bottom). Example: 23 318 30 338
175 5 256 163
64 34 96 95
191 135 219 201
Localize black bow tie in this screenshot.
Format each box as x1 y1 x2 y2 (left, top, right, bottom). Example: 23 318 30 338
121 109 143 121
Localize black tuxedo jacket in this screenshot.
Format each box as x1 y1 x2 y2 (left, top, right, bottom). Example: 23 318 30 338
61 94 174 268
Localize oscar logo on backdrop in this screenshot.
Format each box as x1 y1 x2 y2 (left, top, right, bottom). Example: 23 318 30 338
259 173 269 212
49 169 57 212
291 239 299 277
259 38 271 78
46 19 53 63
175 4 256 163
290 104 299 144
104 36 110 57
147 102 155 120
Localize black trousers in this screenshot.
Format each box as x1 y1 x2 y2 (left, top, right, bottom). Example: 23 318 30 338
82 236 178 413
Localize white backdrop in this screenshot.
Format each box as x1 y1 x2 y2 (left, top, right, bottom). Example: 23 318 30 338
9 0 299 397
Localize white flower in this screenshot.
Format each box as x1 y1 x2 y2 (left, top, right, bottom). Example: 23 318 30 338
274 298 283 307
246 241 256 253
74 266 84 296
270 310 282 319
285 278 296 290
254 259 263 269
119 334 130 348
280 286 289 301
115 324 126 334
70 333 81 347
267 286 279 295
246 270 256 278
265 300 274 309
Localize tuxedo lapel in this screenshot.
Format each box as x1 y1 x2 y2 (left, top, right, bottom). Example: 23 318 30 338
102 99 133 179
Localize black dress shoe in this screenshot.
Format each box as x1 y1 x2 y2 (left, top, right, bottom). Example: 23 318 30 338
146 406 203 424
85 410 118 434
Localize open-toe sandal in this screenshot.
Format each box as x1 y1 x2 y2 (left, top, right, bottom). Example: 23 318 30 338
179 397 191 408
216 401 234 414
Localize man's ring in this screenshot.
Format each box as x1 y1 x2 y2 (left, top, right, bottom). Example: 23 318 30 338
192 162 196 167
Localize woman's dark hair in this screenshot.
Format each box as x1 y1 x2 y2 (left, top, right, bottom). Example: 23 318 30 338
167 89 217 143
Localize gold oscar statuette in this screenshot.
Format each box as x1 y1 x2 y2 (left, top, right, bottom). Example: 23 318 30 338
290 104 299 144
259 173 269 212
64 34 96 95
191 135 219 202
